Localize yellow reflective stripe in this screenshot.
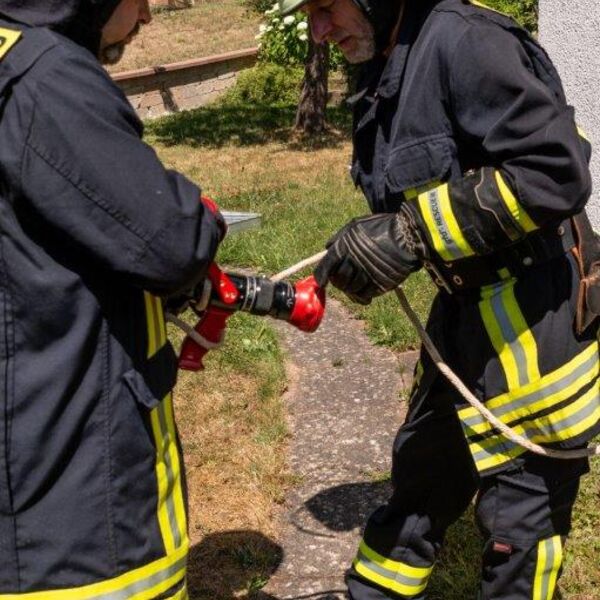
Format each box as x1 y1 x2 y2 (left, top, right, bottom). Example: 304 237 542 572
163 394 188 547
533 537 563 600
353 541 432 597
480 279 540 391
154 295 167 347
358 541 433 579
577 125 589 142
151 405 177 553
494 171 538 234
144 292 185 554
403 180 441 201
467 439 526 473
468 384 600 473
151 394 188 554
0 545 188 600
0 28 21 60
459 342 599 422
144 293 167 358
353 560 429 597
416 184 475 262
144 293 158 358
460 354 599 437
167 583 188 600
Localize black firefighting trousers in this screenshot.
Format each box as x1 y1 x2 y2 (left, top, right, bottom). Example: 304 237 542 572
346 378 589 599
346 255 597 600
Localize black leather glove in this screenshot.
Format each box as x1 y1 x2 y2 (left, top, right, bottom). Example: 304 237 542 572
314 208 423 305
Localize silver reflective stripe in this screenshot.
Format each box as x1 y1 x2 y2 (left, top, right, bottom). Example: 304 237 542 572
471 389 600 463
356 549 425 589
157 402 182 549
490 291 529 386
427 189 466 261
462 353 599 429
96 557 186 600
540 539 554 600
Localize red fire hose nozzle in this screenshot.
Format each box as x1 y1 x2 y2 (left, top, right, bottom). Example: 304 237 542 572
178 265 326 371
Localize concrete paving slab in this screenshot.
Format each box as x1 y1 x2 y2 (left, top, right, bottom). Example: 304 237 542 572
260 299 418 599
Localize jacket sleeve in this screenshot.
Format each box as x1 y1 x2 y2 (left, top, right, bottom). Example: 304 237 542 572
408 23 592 261
19 48 221 296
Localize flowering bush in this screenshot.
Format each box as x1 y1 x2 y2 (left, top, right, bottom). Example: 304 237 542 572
256 2 344 69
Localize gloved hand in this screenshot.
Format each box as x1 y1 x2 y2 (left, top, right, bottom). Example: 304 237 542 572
314 208 423 304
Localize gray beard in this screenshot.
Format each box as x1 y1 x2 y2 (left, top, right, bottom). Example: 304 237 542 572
345 36 376 64
100 42 126 65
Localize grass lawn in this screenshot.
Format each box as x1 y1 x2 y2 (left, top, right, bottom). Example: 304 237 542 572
109 1 260 73
147 95 600 599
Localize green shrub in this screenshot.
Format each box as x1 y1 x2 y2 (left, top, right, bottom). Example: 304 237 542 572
486 0 538 32
256 3 344 70
224 63 304 105
244 0 274 15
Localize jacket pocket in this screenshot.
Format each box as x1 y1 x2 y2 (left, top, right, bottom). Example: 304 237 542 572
123 368 162 410
385 134 455 196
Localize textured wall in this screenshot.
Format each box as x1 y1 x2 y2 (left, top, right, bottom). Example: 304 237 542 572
113 50 258 120
539 1 600 228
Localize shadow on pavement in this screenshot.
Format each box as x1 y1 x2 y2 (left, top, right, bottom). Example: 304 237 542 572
303 481 392 533
305 482 485 600
187 530 283 600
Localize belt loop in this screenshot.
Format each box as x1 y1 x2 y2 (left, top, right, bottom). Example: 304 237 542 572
424 261 454 294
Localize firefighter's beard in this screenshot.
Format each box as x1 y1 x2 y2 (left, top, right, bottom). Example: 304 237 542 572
99 23 141 65
100 41 126 65
342 35 376 64
332 21 376 64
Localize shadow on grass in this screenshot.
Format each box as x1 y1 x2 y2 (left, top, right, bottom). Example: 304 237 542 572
305 483 483 600
188 530 283 600
146 102 353 150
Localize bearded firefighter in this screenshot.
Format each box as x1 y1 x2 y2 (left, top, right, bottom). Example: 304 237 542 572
280 0 600 598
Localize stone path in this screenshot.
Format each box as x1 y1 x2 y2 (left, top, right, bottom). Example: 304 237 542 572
260 299 419 600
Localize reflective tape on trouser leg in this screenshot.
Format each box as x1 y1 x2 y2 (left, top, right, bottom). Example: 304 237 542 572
533 537 563 600
352 541 433 597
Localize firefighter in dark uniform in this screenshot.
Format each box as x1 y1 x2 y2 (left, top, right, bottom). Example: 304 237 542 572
0 0 223 597
280 0 600 598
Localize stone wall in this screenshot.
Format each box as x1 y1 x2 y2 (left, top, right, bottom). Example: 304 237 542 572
539 1 600 227
113 48 258 120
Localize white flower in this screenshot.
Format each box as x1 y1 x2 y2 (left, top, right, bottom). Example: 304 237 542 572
272 2 280 10
299 33 308 41
297 21 308 30
283 15 295 25
259 24 267 33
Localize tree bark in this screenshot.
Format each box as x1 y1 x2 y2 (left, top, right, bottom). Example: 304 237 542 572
295 38 329 135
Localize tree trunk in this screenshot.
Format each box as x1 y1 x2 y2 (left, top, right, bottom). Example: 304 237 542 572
295 38 329 135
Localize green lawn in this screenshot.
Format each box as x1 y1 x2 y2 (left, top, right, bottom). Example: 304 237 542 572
110 0 260 73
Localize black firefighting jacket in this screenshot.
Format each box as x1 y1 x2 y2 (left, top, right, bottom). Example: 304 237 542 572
350 0 600 477
0 1 220 595
351 0 591 247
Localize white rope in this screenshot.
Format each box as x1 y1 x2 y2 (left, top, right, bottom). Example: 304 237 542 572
272 251 327 282
272 251 600 460
166 313 224 350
